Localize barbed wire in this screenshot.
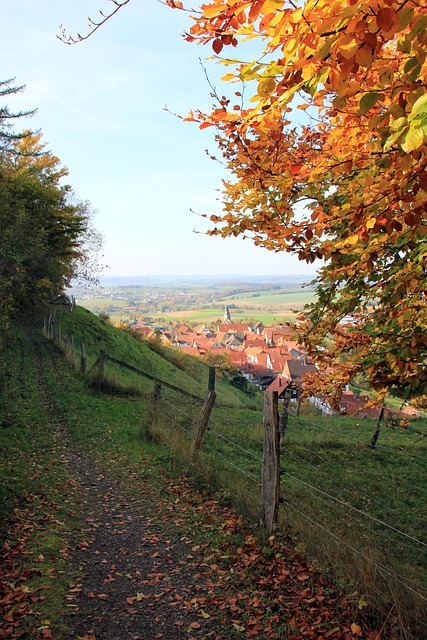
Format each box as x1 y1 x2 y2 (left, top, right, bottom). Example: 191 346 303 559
202 441 262 488
281 439 427 519
281 499 427 604
288 410 426 461
282 471 426 549
206 428 264 464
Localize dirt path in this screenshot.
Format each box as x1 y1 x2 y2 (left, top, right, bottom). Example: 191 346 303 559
60 449 213 640
32 338 214 640
1 328 382 640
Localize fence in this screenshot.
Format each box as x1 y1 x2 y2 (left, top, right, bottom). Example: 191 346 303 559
43 311 426 636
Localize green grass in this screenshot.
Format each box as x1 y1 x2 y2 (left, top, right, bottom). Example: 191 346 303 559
2 306 426 638
157 307 298 324
75 284 317 326
218 289 316 307
54 305 255 406
197 402 427 628
0 321 83 638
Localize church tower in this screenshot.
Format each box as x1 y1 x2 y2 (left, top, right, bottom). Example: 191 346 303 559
223 306 232 324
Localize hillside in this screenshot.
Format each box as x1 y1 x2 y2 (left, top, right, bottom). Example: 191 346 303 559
0 305 425 639
56 305 257 406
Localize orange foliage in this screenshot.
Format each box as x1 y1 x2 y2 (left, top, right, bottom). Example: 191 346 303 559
174 0 427 402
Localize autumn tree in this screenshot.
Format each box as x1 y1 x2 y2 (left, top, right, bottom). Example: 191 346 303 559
60 1 426 402
166 0 427 405
0 130 101 329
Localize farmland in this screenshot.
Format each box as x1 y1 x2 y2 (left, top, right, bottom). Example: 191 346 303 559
69 275 316 326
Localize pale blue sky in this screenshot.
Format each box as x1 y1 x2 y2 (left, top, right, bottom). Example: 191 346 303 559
2 0 317 279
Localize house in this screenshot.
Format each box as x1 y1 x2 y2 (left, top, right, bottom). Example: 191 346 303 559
401 405 423 419
283 359 317 381
282 359 317 399
265 374 291 397
217 322 251 334
339 391 381 419
224 334 245 349
253 321 265 335
240 362 274 389
179 346 201 357
263 326 295 346
245 346 266 363
134 325 153 337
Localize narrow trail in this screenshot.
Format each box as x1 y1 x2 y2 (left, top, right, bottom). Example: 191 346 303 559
32 336 214 640
1 325 388 640
58 451 213 640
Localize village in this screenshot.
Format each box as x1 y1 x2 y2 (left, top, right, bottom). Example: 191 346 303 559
129 306 420 420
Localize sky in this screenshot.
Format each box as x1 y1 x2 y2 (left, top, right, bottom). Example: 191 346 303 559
1 0 317 279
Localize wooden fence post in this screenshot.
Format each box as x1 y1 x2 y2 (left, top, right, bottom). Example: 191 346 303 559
80 341 86 374
262 391 280 533
279 388 291 447
153 381 162 405
191 369 216 459
191 391 216 459
208 366 216 392
370 406 385 450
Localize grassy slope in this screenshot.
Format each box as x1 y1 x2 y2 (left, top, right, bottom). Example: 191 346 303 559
1 307 426 638
57 305 256 406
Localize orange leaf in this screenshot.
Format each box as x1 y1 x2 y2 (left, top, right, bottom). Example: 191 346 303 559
351 622 362 636
249 0 265 22
213 39 223 55
376 7 399 32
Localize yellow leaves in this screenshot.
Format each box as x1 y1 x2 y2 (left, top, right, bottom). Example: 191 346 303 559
346 234 359 246
409 94 427 123
301 62 318 82
336 34 359 59
201 3 226 19
401 126 425 152
221 72 237 82
258 77 276 96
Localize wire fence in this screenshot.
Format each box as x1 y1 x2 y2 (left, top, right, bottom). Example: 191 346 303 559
44 311 427 636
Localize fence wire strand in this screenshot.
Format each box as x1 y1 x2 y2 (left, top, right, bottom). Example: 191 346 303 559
281 499 427 604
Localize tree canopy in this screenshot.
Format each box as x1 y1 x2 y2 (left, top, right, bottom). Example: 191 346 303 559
59 0 426 402
170 0 426 404
0 84 102 329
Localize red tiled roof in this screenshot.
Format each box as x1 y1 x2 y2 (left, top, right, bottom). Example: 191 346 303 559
265 375 290 395
179 346 201 357
134 326 152 335
217 323 250 333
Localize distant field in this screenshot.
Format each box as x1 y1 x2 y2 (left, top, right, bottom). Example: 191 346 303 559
74 283 316 326
159 307 298 324
79 298 129 310
218 290 316 307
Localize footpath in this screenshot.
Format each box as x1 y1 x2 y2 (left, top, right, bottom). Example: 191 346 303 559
0 329 379 640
